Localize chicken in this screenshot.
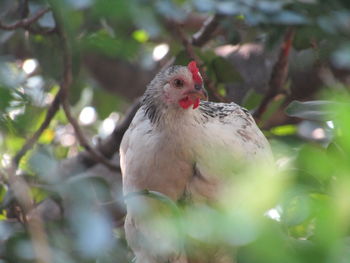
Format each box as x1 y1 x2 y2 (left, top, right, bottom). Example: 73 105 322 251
120 61 273 263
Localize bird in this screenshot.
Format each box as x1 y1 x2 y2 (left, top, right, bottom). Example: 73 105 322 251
120 61 273 263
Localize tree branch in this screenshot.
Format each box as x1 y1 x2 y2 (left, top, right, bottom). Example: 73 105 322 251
253 27 295 121
5 172 52 263
80 99 141 168
61 101 119 171
13 91 61 166
52 6 119 171
0 7 50 30
192 14 223 47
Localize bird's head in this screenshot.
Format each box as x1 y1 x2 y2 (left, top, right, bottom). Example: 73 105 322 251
143 61 208 114
166 61 208 110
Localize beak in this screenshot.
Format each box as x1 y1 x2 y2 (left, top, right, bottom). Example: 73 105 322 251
185 84 208 101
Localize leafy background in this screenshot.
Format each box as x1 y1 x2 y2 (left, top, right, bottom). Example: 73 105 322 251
1 0 350 262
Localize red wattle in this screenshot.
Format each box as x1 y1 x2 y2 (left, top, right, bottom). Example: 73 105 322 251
179 97 200 110
192 98 200 109
178 97 193 109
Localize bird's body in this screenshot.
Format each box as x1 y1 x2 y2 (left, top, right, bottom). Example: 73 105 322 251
120 62 273 263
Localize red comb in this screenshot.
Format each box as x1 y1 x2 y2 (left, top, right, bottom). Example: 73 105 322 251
187 61 202 85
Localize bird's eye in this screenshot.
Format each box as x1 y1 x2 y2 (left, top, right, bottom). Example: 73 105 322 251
174 79 184 88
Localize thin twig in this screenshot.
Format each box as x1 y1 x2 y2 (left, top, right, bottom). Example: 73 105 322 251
5 168 51 263
13 91 61 166
173 22 227 102
253 27 295 121
0 7 50 30
52 7 119 171
192 14 223 47
80 99 141 168
61 101 119 171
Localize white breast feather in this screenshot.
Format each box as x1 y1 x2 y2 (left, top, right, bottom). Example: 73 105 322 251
120 101 273 263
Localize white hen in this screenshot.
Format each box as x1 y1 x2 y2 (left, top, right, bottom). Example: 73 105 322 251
120 61 273 263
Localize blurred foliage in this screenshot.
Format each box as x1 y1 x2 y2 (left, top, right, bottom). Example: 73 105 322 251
0 0 350 263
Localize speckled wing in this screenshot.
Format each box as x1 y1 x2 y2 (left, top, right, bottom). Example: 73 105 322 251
185 101 273 202
198 101 272 157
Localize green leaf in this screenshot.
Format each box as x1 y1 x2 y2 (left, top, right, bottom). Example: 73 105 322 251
13 105 45 135
211 57 243 83
124 189 181 217
93 88 127 119
293 26 324 51
66 174 112 202
285 100 337 121
4 135 26 153
243 90 263 110
30 187 50 203
281 193 312 227
69 77 87 106
261 94 286 123
0 188 15 211
132 29 149 43
30 35 62 80
28 145 58 182
93 0 132 19
0 183 9 209
217 83 227 97
38 129 55 144
297 144 334 184
174 50 191 66
0 86 12 110
83 30 139 59
270 125 297 136
198 50 217 64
